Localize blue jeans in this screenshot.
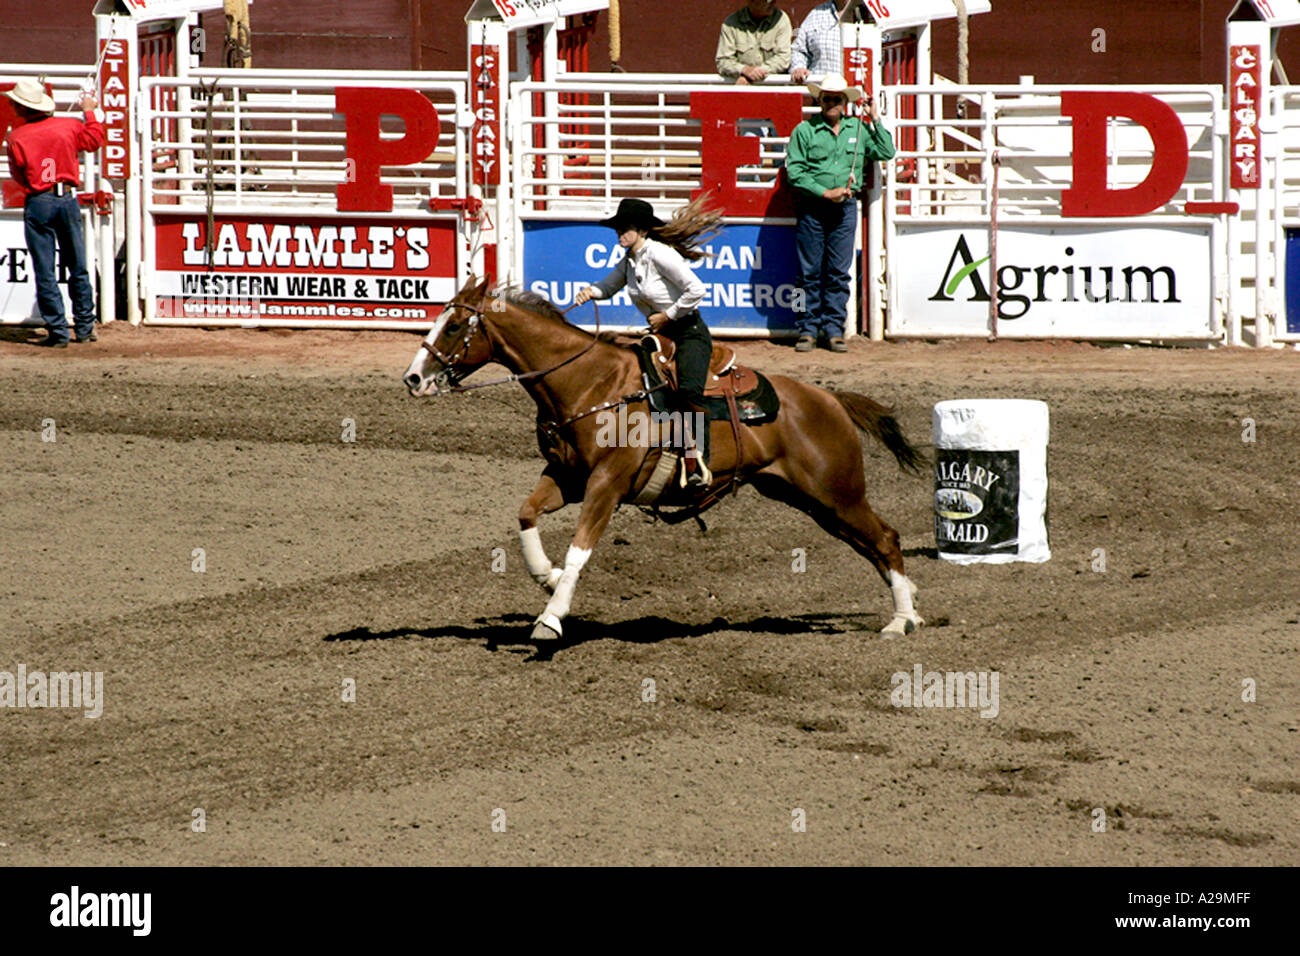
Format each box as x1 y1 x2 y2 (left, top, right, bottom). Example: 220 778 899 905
794 194 857 339
24 190 96 341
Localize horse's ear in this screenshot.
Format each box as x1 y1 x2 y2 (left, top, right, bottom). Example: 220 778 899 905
475 276 493 299
454 273 481 300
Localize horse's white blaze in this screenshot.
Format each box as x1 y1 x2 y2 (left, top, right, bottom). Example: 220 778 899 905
519 527 554 585
404 313 454 393
539 545 592 623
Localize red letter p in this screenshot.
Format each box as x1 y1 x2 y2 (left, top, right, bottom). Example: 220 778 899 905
336 87 442 212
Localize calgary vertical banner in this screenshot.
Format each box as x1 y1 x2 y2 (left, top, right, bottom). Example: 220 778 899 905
470 43 501 186
1229 45 1262 190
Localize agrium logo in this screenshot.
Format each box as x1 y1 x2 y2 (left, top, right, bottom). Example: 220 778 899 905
928 233 1180 321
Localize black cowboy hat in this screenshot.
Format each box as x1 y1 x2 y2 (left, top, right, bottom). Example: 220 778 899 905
599 197 665 232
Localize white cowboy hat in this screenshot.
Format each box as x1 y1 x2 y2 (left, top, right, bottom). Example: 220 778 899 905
4 78 55 113
806 74 862 102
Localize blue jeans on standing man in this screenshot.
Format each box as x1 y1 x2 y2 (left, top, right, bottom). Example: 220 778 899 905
24 188 96 342
794 193 857 340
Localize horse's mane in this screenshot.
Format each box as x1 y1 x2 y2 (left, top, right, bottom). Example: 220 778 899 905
487 284 574 325
488 286 566 323
462 281 634 347
484 284 625 345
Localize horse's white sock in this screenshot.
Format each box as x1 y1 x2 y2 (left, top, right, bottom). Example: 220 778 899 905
541 545 592 622
519 527 553 585
889 569 917 618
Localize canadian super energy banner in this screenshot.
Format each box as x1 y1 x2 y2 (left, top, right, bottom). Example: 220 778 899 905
522 220 801 333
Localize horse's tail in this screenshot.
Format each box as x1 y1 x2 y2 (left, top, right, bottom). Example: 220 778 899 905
832 391 927 476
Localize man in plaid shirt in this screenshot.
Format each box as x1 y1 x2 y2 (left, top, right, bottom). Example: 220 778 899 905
791 0 870 84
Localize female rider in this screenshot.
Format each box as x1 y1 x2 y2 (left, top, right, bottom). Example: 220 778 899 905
574 196 721 490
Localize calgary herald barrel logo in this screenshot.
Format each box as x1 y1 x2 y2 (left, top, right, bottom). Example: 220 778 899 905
935 450 1021 554
935 488 984 520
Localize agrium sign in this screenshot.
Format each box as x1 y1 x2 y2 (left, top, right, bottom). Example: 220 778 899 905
892 224 1212 338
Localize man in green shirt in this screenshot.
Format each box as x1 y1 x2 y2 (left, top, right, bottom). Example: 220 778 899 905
785 74 895 351
716 0 792 84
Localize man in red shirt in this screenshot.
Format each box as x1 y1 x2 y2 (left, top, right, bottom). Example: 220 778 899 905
5 78 105 347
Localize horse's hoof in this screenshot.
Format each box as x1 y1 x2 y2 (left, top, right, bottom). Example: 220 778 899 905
880 615 918 639
531 614 562 642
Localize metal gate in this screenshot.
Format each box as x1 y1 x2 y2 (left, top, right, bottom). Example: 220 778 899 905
137 70 471 328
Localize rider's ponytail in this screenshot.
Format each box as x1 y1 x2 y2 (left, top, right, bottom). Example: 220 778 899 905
650 194 724 262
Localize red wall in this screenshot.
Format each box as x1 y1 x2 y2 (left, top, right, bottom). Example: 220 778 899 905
3 1 1300 87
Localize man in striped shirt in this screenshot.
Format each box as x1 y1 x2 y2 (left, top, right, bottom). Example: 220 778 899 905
790 0 870 85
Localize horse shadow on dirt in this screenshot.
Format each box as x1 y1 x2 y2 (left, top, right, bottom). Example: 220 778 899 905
324 611 893 662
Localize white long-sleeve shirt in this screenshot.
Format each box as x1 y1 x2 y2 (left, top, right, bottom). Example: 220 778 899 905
792 1 865 76
588 237 705 320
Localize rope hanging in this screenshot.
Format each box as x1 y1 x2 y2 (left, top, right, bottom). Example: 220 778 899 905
198 78 221 272
954 0 969 85
224 0 252 69
608 0 623 72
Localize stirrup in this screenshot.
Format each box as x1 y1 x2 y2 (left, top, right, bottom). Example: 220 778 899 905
681 457 712 490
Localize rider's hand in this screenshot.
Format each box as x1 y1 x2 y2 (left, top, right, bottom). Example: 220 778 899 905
79 94 98 112
647 312 669 332
574 286 597 306
823 186 851 203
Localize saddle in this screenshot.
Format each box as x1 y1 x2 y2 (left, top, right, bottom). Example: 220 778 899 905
630 334 781 512
635 334 779 424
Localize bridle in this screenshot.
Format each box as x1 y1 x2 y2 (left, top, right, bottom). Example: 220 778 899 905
419 296 603 394
418 301 486 386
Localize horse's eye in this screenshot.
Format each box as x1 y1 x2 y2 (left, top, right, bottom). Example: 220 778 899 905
445 321 463 334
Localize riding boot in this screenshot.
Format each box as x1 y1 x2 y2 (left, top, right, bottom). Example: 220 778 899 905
680 401 712 490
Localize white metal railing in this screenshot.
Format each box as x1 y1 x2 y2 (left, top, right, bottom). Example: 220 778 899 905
139 70 466 216
511 74 813 219
877 84 1227 342
136 70 470 329
882 84 1224 222
1270 87 1300 341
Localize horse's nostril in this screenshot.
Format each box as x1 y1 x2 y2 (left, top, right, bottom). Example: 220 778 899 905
403 373 421 390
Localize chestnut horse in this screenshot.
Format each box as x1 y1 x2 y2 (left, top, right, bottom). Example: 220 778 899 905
403 277 926 643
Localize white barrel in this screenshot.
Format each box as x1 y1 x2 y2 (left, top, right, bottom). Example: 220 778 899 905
932 399 1050 564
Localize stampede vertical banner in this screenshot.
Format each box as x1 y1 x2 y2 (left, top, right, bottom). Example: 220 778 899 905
99 35 132 181
1229 45 1262 189
843 46 874 97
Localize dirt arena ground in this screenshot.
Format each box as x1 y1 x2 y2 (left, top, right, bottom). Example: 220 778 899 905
1 323 1297 866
